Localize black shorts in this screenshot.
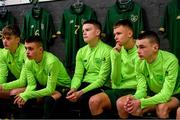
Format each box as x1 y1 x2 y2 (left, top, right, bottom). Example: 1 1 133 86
105 89 136 110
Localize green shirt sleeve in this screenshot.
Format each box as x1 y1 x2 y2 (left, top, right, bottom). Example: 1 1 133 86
134 60 147 99
0 52 8 84
110 49 122 84
71 49 84 90
140 59 178 109
2 65 27 90
20 60 58 101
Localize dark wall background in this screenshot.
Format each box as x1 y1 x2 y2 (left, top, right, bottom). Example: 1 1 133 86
4 0 171 63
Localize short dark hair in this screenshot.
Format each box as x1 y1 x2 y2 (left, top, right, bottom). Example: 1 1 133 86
2 25 20 37
83 19 102 32
113 19 133 32
25 36 43 47
137 31 160 47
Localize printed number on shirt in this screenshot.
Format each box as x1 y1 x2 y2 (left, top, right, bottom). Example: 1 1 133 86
74 25 80 35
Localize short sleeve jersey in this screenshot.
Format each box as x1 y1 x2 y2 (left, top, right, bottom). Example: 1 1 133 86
104 1 144 46
21 8 56 50
58 4 97 70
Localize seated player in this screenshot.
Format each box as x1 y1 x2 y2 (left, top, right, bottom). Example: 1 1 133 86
118 31 179 118
13 36 71 119
66 20 112 118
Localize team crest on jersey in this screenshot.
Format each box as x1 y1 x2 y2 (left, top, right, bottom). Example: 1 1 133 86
130 14 139 22
41 24 44 30
81 19 86 25
70 20 74 24
31 25 34 29
176 15 180 19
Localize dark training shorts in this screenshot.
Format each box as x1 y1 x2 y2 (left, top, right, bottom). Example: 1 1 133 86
105 89 136 110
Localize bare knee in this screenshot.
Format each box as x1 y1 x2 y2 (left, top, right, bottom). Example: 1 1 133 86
89 95 102 111
156 103 169 118
176 107 180 119
116 97 125 110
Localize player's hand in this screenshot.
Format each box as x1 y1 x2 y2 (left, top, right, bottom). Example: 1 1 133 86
124 97 141 114
113 43 122 52
66 90 83 102
14 94 26 108
51 91 62 101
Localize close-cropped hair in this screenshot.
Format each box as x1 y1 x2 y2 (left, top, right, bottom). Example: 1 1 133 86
2 25 20 37
25 36 43 47
113 19 134 32
83 19 102 32
137 31 160 47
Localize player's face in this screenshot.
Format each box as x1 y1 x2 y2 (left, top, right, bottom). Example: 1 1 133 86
25 42 42 60
82 24 100 43
136 39 156 60
2 35 19 51
113 26 133 46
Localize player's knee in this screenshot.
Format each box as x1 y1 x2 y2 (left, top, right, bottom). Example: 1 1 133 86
89 95 102 110
116 98 125 109
177 107 180 114
156 103 169 118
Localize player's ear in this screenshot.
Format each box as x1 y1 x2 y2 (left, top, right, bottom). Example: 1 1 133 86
153 44 159 51
96 29 101 36
128 30 133 38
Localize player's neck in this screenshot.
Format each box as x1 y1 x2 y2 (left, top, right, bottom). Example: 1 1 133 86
146 51 158 64
36 52 43 63
124 38 135 50
10 43 19 54
88 38 100 48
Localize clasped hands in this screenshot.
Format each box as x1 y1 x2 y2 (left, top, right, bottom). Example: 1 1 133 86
66 89 83 102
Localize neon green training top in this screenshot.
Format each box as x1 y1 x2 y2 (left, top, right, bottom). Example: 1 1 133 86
20 51 71 101
134 50 179 109
71 40 112 93
111 45 138 89
0 44 26 84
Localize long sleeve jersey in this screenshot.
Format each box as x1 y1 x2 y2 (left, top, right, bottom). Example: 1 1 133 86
104 1 144 46
0 44 26 84
58 4 97 70
20 51 71 101
159 0 180 61
21 8 56 50
111 45 138 89
134 50 179 109
71 40 112 93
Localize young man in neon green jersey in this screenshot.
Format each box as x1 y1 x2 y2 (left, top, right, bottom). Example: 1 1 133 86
66 20 112 118
0 25 26 118
118 31 180 118
88 19 138 118
13 36 71 118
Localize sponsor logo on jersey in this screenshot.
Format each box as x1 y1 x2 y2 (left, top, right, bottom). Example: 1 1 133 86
70 20 74 24
31 25 34 29
81 18 86 25
176 15 180 19
41 24 44 30
130 14 139 22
